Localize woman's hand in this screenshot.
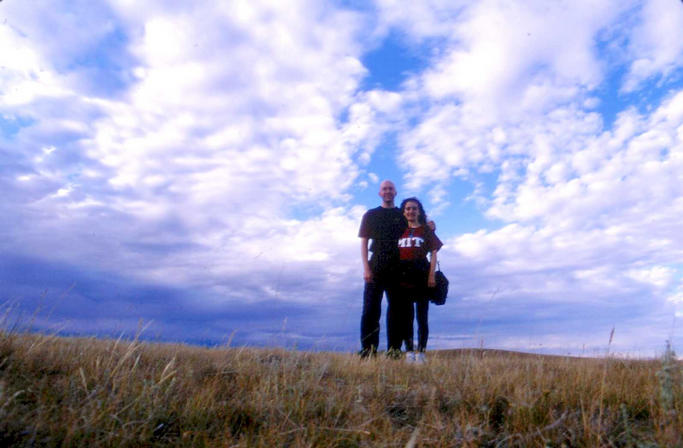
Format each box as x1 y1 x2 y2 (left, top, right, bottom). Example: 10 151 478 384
428 273 436 288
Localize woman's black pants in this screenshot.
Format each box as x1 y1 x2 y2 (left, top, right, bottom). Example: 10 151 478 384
406 299 429 352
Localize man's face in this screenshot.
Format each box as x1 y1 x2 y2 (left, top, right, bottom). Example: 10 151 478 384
378 181 397 204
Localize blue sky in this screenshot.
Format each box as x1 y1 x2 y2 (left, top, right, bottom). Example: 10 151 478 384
2 0 683 356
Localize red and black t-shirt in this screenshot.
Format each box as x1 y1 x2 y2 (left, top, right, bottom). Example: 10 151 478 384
398 225 443 261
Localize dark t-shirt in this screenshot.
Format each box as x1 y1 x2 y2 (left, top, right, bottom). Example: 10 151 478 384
358 206 407 256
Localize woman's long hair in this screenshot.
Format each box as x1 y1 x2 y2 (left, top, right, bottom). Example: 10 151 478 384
400 197 427 226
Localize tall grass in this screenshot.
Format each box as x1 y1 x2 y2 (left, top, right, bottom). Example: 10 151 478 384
0 328 681 447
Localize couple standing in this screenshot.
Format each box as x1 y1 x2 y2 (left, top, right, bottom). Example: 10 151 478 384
358 180 443 362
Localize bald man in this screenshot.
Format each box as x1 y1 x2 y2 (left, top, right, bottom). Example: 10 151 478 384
358 180 407 357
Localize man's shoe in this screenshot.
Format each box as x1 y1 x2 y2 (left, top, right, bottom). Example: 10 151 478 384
415 352 426 364
358 348 377 359
405 352 416 364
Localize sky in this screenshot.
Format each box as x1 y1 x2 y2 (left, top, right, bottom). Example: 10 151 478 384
2 0 683 357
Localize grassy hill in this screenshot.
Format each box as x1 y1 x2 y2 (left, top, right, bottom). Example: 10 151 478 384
0 330 681 447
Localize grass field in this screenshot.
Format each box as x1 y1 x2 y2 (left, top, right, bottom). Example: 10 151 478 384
0 329 681 447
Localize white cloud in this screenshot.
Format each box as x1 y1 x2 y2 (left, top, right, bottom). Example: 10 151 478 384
627 266 675 288
621 0 683 92
417 1 616 111
373 0 464 40
668 286 683 305
0 23 71 106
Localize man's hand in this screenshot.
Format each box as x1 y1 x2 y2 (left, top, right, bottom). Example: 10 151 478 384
361 237 373 283
427 220 436 231
364 266 373 283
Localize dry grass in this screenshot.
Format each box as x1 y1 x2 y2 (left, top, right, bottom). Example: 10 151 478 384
0 329 681 447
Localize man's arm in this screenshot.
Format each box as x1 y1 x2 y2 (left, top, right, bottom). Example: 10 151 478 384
361 237 372 283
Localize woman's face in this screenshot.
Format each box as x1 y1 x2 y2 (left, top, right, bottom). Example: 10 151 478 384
403 201 420 222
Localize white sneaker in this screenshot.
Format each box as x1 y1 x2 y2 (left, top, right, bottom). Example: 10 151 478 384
405 352 416 364
415 352 426 364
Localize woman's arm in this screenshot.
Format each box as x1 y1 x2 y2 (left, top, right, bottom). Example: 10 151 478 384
428 249 438 288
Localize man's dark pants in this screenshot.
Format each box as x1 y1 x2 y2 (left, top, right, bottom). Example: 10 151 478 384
360 259 401 353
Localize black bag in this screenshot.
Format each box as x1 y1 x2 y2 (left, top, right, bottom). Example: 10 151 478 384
429 265 448 305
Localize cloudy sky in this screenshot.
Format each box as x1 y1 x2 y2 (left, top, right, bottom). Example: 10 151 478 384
2 0 683 356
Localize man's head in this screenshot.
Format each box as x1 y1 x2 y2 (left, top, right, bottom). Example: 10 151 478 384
378 180 397 207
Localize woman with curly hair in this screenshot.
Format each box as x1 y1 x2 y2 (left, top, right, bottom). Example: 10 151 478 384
397 197 443 364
